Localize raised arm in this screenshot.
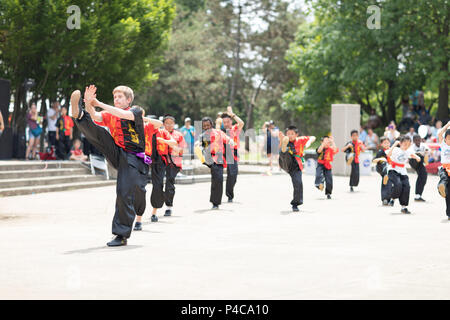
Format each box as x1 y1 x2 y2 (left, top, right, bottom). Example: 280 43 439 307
387 140 400 158
0 112 4 131
157 136 177 148
93 100 135 121
438 121 450 144
144 118 163 128
305 136 316 148
317 141 325 154
227 106 245 130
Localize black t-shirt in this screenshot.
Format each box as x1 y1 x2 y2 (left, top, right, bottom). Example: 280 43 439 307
121 106 145 153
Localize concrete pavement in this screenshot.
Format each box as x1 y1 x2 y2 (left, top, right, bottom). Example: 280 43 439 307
0 171 449 299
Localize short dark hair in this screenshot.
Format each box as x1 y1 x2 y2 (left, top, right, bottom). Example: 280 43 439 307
413 134 421 141
400 135 411 143
201 117 213 126
221 113 231 119
286 125 298 134
351 130 358 136
163 114 175 123
445 129 450 139
321 135 329 141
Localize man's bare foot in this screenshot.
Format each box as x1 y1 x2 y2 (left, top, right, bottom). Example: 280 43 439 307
438 183 446 198
281 136 289 153
70 90 81 119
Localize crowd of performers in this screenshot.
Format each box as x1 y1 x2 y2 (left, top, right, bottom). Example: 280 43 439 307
69 85 450 247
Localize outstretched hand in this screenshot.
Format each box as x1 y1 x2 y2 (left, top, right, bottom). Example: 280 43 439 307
83 85 97 106
226 106 235 117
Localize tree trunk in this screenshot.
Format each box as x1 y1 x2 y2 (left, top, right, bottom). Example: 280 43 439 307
229 3 242 107
437 59 449 121
386 80 397 123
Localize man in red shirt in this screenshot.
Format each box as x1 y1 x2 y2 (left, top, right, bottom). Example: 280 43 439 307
70 85 150 247
195 117 235 209
279 125 316 212
148 119 177 223
161 115 185 217
217 106 245 203
342 130 366 192
315 136 339 199
134 115 176 230
55 105 74 160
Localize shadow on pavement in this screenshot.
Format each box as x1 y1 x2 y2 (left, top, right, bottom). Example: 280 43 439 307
63 245 143 255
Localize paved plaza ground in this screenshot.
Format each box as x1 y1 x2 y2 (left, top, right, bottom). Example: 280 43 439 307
1 171 449 299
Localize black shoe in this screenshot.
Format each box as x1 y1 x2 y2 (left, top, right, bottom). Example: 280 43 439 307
164 209 172 216
401 208 411 214
107 236 127 247
133 222 142 231
228 198 233 203
292 205 299 212
414 197 426 202
327 194 331 200
350 187 354 192
382 199 389 206
212 205 219 210
151 215 158 222
389 199 394 206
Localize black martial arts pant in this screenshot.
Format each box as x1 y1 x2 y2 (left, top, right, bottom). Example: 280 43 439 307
350 161 360 187
165 164 180 207
376 162 391 202
151 160 167 209
438 167 450 217
388 170 410 206
279 151 303 205
315 163 333 195
413 163 428 196
289 168 303 206
210 163 224 206
56 135 72 160
48 131 57 148
75 112 148 239
226 161 238 200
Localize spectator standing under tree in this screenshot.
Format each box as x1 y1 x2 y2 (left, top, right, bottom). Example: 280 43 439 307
406 127 416 140
25 103 42 160
416 109 432 131
47 101 59 149
367 109 381 129
399 105 416 132
263 120 279 174
180 117 195 160
56 105 74 160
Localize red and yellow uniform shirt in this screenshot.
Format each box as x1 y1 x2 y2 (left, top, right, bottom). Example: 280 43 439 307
94 107 145 153
143 122 172 164
345 139 365 163
223 124 241 162
286 136 311 171
57 115 74 137
317 147 339 170
168 130 185 169
201 128 232 168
